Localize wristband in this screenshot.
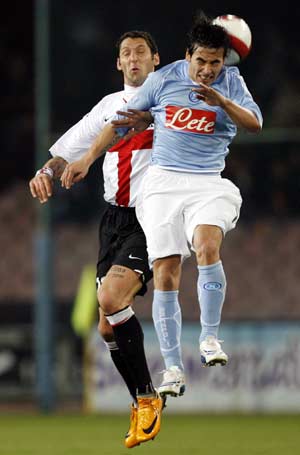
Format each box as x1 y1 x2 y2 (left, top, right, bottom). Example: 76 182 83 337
35 167 54 179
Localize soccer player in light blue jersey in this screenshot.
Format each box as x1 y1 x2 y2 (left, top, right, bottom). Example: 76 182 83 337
61 11 263 399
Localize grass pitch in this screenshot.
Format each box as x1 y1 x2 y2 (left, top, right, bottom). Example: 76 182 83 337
0 413 300 455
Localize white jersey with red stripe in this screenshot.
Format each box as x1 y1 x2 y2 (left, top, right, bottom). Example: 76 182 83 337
49 85 153 207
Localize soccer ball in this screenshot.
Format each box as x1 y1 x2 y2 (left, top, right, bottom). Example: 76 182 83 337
213 14 252 65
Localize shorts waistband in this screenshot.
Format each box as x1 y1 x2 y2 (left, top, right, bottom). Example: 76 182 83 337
152 165 220 176
107 204 136 212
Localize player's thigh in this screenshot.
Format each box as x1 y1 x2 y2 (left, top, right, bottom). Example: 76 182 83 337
184 176 242 245
113 230 152 296
136 167 190 264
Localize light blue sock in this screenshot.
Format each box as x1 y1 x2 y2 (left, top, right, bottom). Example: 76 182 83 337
152 290 184 370
197 261 226 343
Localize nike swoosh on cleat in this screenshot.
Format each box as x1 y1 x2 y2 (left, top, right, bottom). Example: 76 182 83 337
142 415 158 434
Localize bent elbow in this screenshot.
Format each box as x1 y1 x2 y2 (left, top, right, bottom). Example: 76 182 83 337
247 121 262 134
251 125 262 134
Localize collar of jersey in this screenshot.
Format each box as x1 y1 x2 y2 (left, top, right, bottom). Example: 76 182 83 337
124 84 140 101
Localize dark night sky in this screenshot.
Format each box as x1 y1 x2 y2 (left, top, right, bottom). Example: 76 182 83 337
1 0 299 189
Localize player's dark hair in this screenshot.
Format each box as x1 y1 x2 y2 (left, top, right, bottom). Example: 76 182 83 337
116 31 159 56
186 10 230 58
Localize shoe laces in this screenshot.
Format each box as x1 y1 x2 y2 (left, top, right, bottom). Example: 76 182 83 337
137 394 159 409
160 366 184 382
204 336 223 345
138 397 151 409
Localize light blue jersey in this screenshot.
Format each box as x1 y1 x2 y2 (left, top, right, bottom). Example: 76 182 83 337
116 60 263 172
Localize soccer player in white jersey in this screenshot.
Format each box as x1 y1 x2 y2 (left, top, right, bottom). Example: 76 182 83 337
29 31 164 448
60 12 263 398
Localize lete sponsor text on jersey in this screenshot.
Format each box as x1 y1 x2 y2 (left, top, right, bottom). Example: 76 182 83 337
165 106 216 134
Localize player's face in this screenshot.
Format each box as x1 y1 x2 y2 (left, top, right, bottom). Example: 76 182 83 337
117 38 160 87
186 46 225 85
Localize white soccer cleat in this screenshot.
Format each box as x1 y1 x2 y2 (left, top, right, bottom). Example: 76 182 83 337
200 336 228 367
158 366 186 397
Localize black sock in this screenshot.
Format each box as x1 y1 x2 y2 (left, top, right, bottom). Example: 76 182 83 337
112 315 155 396
109 346 137 402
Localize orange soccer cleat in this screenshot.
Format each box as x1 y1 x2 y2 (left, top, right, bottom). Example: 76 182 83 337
124 403 140 449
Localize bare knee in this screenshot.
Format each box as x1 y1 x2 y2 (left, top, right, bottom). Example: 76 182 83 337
195 239 220 265
97 267 141 314
98 286 123 314
153 256 181 290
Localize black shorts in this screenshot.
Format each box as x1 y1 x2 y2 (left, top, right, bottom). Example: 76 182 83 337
96 204 152 296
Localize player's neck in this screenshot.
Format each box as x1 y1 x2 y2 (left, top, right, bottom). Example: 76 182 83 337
124 84 140 96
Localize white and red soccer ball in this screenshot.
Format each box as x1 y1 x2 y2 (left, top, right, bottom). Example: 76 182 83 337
213 14 252 65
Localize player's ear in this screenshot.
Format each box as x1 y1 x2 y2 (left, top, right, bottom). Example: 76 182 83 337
153 53 160 67
117 58 122 71
185 50 191 62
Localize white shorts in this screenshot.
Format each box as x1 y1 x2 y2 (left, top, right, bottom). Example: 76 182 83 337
136 166 242 265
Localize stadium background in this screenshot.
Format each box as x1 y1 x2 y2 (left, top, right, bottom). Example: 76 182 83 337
1 0 300 419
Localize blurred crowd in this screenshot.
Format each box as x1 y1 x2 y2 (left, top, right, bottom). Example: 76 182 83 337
1 181 300 321
1 2 299 204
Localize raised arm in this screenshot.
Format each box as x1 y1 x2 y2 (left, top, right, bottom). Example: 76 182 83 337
220 98 261 132
193 82 262 133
